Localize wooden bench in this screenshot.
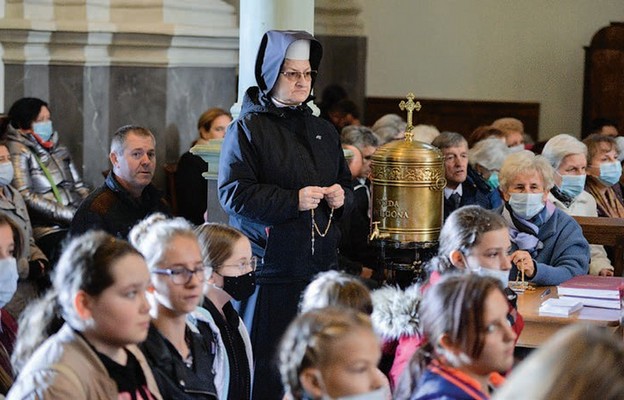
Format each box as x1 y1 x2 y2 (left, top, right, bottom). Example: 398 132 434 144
573 216 624 276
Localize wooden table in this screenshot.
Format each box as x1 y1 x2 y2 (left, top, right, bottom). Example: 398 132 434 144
516 286 622 348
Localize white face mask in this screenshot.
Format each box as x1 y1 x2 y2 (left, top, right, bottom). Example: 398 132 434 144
463 254 509 288
314 372 390 400
508 192 545 220
321 386 390 400
0 257 18 308
476 267 510 288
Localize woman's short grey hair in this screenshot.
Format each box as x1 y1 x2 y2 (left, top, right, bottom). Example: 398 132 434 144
541 134 588 170
499 150 555 192
412 124 440 144
341 125 379 151
468 138 509 170
371 114 406 145
129 213 198 271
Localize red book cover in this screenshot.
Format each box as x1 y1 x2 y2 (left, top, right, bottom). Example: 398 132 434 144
558 276 624 300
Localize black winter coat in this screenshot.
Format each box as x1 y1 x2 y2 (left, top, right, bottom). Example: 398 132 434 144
218 87 353 282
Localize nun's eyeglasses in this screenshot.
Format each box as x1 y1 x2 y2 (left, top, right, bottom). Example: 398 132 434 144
280 70 317 82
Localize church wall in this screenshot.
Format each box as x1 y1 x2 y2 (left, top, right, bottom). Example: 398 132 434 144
360 0 624 140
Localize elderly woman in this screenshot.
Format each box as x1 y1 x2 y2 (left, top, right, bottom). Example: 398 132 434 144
542 134 614 276
498 150 590 286
582 134 624 218
371 113 406 145
468 137 509 189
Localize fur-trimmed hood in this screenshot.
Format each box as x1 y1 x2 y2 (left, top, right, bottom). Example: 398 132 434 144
371 283 422 340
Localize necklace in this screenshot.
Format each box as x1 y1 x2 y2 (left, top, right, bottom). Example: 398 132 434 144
311 207 335 255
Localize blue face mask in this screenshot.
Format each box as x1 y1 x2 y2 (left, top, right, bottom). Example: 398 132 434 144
0 257 18 308
559 174 586 199
509 192 545 220
32 120 54 142
0 162 13 187
598 162 622 187
487 172 499 189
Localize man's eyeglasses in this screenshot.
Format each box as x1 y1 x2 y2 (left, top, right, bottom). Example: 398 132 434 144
152 265 209 285
217 256 258 274
279 70 318 82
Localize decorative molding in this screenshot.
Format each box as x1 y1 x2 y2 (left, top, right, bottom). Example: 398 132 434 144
0 0 239 67
371 165 445 184
315 0 364 36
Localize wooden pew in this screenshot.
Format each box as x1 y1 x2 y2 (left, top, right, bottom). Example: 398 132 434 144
573 216 624 276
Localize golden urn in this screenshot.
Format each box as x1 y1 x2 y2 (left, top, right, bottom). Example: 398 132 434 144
369 94 445 247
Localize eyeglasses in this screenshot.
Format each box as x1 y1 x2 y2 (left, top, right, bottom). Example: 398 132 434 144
152 265 208 285
279 70 318 82
217 256 258 274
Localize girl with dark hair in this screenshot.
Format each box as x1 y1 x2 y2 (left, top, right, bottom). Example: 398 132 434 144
8 231 161 398
130 214 218 400
192 222 254 400
398 274 516 400
372 206 523 391
3 97 90 263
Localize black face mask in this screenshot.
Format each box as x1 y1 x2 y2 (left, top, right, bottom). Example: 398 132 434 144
220 271 256 301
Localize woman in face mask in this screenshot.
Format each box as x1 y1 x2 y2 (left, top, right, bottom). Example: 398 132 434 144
0 214 20 395
468 138 510 190
396 274 516 400
1 98 90 264
130 214 218 400
582 134 624 219
542 134 614 276
499 151 590 286
279 307 390 400
0 142 49 318
372 206 523 392
192 223 254 400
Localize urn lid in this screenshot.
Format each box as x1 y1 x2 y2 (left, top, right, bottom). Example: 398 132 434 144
371 136 444 164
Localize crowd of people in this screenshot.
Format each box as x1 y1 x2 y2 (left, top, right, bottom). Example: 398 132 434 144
0 28 621 399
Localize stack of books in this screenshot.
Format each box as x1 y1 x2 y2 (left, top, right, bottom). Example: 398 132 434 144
539 297 583 316
557 275 624 310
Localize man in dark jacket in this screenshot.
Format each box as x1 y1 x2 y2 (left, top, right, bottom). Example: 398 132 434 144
70 125 170 238
218 30 353 399
432 131 502 220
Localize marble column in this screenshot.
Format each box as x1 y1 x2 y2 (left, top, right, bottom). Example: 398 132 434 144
314 0 367 123
232 0 315 117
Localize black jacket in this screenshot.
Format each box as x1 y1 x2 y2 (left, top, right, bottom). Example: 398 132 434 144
443 167 502 220
176 150 208 225
140 324 218 400
218 31 353 282
70 172 170 238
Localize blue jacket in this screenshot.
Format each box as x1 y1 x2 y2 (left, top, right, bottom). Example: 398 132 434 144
505 205 590 286
411 363 499 400
444 168 501 220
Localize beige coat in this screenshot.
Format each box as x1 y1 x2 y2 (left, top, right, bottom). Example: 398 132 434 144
7 324 162 400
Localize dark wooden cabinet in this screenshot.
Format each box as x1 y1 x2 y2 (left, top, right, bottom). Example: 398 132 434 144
582 22 624 137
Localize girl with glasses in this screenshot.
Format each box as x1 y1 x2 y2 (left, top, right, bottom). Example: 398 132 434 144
130 214 218 400
8 231 161 399
192 223 254 400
